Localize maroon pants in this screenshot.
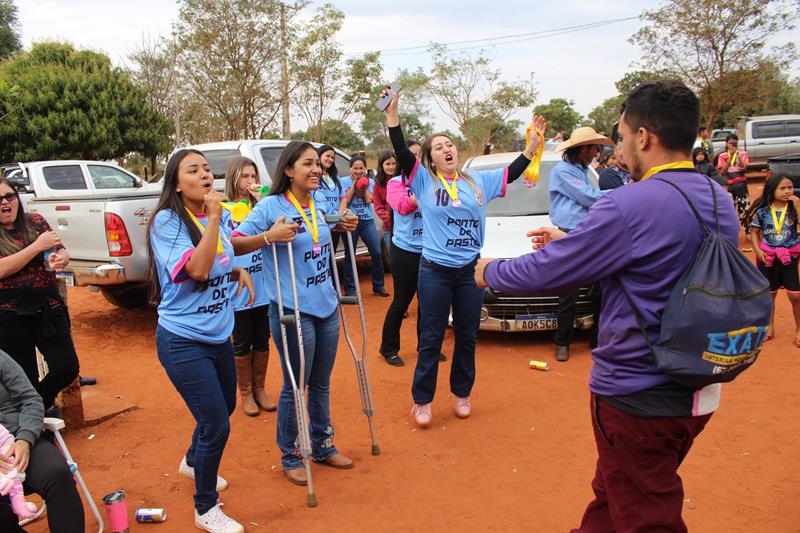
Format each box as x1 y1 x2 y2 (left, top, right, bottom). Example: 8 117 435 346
572 395 712 533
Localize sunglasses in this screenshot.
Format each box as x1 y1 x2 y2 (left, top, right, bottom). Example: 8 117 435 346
0 192 18 203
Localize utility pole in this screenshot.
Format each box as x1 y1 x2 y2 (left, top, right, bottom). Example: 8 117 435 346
280 2 291 139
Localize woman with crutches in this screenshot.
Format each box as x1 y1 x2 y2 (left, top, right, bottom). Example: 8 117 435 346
381 87 546 428
232 141 358 488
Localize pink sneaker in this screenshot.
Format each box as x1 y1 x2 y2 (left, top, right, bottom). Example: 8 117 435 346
411 403 432 428
454 396 471 418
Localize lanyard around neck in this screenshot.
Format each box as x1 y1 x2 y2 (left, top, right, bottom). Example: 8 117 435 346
640 161 694 181
436 170 460 205
285 191 319 246
728 151 738 167
771 204 788 235
185 208 224 255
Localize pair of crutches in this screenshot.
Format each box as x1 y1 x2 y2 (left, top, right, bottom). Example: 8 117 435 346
270 216 379 508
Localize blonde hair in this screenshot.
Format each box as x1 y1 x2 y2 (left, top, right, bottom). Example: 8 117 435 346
420 133 481 198
224 156 260 207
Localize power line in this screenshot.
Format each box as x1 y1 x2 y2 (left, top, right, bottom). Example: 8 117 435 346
344 16 640 57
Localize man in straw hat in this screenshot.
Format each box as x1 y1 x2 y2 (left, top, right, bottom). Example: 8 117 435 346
548 127 613 362
475 80 739 532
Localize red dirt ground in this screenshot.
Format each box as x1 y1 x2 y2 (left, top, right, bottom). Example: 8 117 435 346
26 183 800 532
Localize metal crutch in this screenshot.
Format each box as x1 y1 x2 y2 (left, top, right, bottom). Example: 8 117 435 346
271 232 317 508
325 213 380 456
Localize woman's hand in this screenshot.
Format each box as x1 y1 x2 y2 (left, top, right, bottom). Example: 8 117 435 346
336 213 358 232
382 85 400 127
0 440 31 475
34 230 61 253
233 267 255 307
204 191 228 219
48 248 69 271
523 114 548 159
249 183 264 202
527 227 567 250
789 194 800 211
267 215 298 243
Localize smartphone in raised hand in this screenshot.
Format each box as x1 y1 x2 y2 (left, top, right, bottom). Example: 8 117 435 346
375 81 400 111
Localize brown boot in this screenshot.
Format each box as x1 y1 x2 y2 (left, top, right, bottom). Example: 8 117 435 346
251 350 277 412
234 355 259 416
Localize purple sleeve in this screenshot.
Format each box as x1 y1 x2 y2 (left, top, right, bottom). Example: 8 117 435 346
484 197 634 295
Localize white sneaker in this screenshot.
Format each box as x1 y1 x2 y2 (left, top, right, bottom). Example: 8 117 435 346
194 503 244 533
180 457 228 491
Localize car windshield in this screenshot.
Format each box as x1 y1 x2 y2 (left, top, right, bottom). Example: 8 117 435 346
464 160 555 216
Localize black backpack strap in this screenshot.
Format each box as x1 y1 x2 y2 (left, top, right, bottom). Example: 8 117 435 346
652 176 717 235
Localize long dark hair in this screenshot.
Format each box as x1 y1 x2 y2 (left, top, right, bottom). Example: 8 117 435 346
0 177 38 257
692 147 708 165
316 144 341 192
374 150 397 187
224 156 260 207
419 132 481 198
744 174 797 229
146 149 207 302
269 141 318 196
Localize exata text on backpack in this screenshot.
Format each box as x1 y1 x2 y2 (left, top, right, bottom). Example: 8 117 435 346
624 176 772 388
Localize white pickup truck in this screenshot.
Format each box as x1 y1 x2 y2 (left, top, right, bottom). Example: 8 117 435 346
4 161 161 308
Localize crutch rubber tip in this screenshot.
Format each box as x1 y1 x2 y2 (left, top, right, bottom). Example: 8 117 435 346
307 494 318 508
372 444 381 456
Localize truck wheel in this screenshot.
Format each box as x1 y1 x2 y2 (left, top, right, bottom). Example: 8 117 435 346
100 284 149 309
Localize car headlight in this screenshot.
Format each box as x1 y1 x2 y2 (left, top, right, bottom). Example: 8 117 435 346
480 306 489 321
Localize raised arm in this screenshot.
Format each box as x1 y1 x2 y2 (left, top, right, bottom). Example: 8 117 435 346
383 88 417 178
503 114 546 184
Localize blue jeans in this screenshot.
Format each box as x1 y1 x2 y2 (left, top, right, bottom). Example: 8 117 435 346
412 257 483 404
156 326 236 514
343 219 385 293
269 302 340 470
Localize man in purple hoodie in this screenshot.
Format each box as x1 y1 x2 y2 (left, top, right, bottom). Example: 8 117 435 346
476 80 739 532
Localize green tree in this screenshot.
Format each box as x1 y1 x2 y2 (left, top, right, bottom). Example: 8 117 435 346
360 67 433 148
0 42 171 162
587 95 624 135
293 4 382 142
0 0 21 61
533 98 583 136
427 44 536 154
293 119 363 152
631 0 797 128
175 0 289 141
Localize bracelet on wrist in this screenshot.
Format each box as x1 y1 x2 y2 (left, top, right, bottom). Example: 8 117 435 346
262 231 271 246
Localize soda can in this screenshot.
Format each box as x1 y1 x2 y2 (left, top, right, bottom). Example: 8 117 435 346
136 508 167 522
529 360 550 371
102 490 129 533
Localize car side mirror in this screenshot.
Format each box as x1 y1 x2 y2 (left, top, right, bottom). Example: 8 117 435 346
8 177 29 194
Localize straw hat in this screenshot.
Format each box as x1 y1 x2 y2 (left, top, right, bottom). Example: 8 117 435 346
556 127 614 152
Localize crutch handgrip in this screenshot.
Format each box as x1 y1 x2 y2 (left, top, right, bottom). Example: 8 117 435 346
280 315 296 326
339 296 358 305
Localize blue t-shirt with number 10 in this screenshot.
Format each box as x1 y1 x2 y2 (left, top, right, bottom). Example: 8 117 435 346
405 161 507 267
235 194 337 319
150 209 236 343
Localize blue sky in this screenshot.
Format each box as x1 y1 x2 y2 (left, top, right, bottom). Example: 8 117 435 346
16 0 800 132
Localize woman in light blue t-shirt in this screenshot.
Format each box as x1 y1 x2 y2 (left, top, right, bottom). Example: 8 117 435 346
382 88 545 429
232 141 359 487
147 149 255 532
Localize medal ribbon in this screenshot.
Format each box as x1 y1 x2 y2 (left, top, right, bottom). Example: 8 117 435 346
435 170 460 204
728 151 738 168
285 191 319 246
185 208 224 255
640 160 694 181
771 204 788 236
523 126 545 185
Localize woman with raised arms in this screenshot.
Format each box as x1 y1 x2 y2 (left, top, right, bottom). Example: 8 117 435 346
381 87 545 427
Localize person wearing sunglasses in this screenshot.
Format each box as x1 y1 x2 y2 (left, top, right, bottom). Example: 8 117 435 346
0 178 79 412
